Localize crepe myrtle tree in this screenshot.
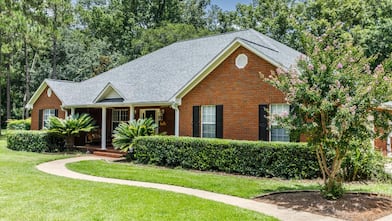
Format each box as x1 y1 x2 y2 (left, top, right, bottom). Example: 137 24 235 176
266 25 392 199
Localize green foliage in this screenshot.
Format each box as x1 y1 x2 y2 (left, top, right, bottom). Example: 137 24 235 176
133 136 320 179
112 118 157 152
267 25 392 199
6 130 64 152
6 118 31 130
48 113 96 137
48 113 95 149
320 179 345 200
341 144 388 181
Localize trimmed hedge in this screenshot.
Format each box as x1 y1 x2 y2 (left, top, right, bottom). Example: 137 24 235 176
133 136 320 179
7 118 31 130
7 130 65 152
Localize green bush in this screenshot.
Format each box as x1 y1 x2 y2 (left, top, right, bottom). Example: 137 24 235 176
6 118 31 130
133 136 320 179
341 146 388 181
7 130 65 152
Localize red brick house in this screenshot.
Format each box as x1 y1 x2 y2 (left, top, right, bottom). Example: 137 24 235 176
26 29 392 153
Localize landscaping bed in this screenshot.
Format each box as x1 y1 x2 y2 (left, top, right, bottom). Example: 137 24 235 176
255 191 392 221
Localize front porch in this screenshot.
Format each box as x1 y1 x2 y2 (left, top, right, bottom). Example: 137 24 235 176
72 106 176 149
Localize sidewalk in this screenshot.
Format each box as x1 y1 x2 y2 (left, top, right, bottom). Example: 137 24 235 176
37 156 343 221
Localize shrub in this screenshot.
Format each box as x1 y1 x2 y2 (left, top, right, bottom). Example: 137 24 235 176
6 118 31 130
112 118 157 152
133 136 320 179
341 145 388 181
7 130 65 152
48 114 96 150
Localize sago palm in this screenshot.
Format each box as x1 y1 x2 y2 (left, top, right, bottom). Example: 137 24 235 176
48 113 96 150
112 118 157 152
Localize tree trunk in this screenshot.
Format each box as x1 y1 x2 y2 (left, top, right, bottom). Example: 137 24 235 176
23 39 30 119
0 42 2 136
51 4 58 79
65 135 75 151
6 54 11 121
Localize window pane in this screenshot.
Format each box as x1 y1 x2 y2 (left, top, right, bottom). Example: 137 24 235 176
201 106 216 138
270 104 290 142
43 109 56 129
271 127 290 142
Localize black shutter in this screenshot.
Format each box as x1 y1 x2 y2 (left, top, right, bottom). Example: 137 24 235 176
54 109 58 117
38 109 43 130
215 105 223 138
192 106 200 137
259 104 269 141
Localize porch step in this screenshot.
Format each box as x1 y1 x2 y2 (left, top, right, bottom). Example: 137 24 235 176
93 151 125 158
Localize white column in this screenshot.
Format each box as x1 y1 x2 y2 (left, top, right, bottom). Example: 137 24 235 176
174 106 180 137
71 108 75 116
129 106 135 121
101 107 107 150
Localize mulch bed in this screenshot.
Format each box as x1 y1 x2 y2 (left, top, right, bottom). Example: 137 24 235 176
255 191 392 221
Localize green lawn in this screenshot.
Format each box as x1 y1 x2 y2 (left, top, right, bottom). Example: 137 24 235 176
0 137 276 221
68 159 392 199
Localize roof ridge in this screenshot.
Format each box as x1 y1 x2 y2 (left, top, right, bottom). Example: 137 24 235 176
45 78 77 84
248 29 279 52
239 38 279 53
171 29 253 45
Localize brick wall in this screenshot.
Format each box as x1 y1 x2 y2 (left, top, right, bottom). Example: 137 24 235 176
180 46 286 140
31 87 65 130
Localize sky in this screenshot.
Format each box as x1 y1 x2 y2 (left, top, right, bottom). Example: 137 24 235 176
210 0 253 11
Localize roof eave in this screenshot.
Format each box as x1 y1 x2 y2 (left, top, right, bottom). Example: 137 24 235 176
170 38 290 101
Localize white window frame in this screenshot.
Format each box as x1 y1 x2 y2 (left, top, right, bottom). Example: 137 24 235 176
201 105 216 138
139 108 160 133
43 109 56 129
270 104 290 142
112 109 129 131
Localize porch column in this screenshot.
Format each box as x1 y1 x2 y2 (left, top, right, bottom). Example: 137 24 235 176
174 106 180 137
129 106 135 121
101 107 107 150
71 108 75 116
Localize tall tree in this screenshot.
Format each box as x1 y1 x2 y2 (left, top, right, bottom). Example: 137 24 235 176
267 26 392 199
47 0 73 79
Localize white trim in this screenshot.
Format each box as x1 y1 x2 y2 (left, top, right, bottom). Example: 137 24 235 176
26 80 67 109
101 107 107 150
93 83 125 103
174 107 180 136
62 101 172 109
170 38 288 102
201 105 216 138
129 106 135 121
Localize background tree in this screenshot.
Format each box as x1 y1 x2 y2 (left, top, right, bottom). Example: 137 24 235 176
267 25 392 199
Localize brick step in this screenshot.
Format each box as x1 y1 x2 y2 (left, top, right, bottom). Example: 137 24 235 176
93 151 125 158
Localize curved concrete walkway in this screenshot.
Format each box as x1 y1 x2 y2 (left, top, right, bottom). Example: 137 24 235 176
37 156 343 221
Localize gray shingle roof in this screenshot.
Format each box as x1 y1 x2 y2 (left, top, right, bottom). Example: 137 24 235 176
42 29 302 107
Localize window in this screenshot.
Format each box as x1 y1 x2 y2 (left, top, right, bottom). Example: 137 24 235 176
112 109 129 131
201 106 216 138
270 104 290 142
43 109 56 129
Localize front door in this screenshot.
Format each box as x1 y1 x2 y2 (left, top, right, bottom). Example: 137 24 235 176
145 110 156 123
140 109 159 133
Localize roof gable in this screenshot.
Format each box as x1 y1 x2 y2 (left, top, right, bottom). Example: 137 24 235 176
93 83 125 103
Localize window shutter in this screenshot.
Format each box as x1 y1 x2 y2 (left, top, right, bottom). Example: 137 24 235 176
54 109 59 117
259 104 269 141
215 105 223 138
192 106 200 137
38 109 43 130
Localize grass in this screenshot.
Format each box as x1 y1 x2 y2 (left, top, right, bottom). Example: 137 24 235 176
0 136 276 221
68 159 392 198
